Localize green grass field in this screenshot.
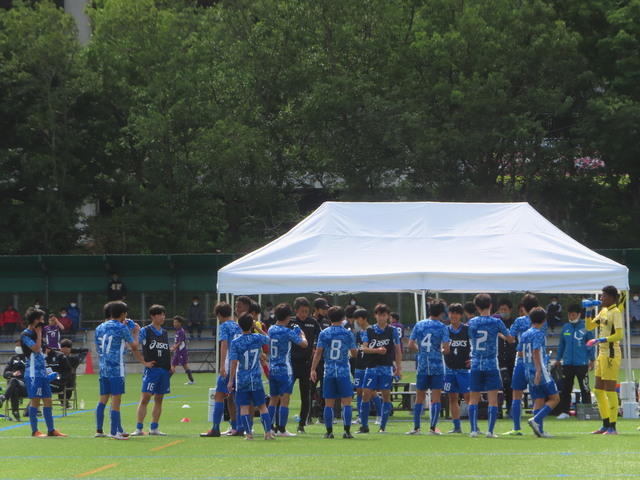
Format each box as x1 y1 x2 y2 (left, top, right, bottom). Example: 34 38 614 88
2 372 640 479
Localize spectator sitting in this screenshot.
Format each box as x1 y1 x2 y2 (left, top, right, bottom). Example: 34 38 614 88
0 341 27 421
2 304 23 337
546 296 563 333
58 308 73 332
47 338 87 408
66 299 80 331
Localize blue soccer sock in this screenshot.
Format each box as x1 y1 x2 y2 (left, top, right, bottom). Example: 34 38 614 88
356 395 362 418
212 401 224 430
268 405 276 427
342 405 352 427
279 406 289 428
260 412 271 434
488 406 498 434
380 401 392 430
136 422 143 431
110 410 120 436
372 395 382 417
150 422 158 431
242 414 252 434
43 406 54 433
96 402 106 431
413 402 423 430
535 404 552 432
469 404 478 433
361 401 370 427
29 406 38 433
324 406 334 431
230 418 237 431
430 402 441 429
453 418 461 430
511 399 522 430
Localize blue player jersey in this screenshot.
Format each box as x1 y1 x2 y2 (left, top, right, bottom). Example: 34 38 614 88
510 315 548 365
21 329 47 379
517 327 552 384
229 333 269 392
317 325 357 378
218 320 243 370
468 315 509 371
410 319 450 375
94 320 134 378
268 324 304 377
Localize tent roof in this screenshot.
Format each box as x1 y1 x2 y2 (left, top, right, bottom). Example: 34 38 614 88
217 202 629 294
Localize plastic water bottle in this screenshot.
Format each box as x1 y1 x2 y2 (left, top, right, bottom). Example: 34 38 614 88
80 399 85 410
582 299 601 308
294 415 300 422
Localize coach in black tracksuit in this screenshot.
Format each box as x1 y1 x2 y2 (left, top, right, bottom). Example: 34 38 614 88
289 297 321 433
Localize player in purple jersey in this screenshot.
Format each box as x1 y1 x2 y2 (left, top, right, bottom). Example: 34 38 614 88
311 306 358 439
468 294 514 438
228 313 274 440
170 316 194 385
267 303 307 436
43 315 65 350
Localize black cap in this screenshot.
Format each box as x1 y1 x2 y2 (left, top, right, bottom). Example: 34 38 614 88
313 298 329 310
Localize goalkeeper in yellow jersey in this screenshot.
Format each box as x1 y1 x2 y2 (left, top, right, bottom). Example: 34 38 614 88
585 285 623 435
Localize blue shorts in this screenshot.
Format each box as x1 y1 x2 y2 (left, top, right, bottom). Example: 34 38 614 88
26 377 52 399
529 380 559 400
99 376 125 396
354 369 366 389
363 369 392 391
235 386 266 407
470 369 503 392
142 367 171 395
416 373 445 391
323 375 353 399
216 373 235 394
511 362 527 391
269 374 293 397
443 369 470 394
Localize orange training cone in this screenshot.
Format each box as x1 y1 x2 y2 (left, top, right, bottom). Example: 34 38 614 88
181 418 190 423
85 351 95 374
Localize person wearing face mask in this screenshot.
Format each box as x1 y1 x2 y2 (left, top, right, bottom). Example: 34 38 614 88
187 295 205 338
107 272 126 302
630 290 640 333
0 341 28 421
554 304 595 419
546 296 562 333
66 300 81 331
1 304 23 336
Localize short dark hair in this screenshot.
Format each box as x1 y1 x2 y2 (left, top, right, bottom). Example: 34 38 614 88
353 308 369 320
294 297 310 310
173 315 184 324
602 285 619 301
103 302 113 320
474 294 491 310
521 294 539 313
274 303 293 321
236 296 252 307
149 304 165 316
248 302 261 314
498 299 513 310
214 302 232 317
390 312 400 322
192 295 200 300
529 306 546 324
26 308 45 325
567 304 581 314
60 307 68 313
110 301 128 319
345 304 357 319
373 303 391 315
238 313 254 332
327 306 345 324
449 303 464 315
463 302 476 316
60 338 73 348
429 300 446 317
48 314 57 321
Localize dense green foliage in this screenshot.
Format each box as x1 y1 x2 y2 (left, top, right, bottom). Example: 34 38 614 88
1 0 638 254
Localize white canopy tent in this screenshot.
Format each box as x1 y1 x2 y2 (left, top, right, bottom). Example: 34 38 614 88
217 201 632 385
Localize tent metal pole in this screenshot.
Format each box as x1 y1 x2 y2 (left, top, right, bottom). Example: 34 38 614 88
624 290 633 382
414 293 419 324
421 290 427 319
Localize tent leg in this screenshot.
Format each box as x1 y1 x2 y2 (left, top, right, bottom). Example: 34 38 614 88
414 293 419 324
421 291 427 319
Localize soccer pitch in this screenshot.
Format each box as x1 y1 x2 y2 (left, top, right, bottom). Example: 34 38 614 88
2 373 640 480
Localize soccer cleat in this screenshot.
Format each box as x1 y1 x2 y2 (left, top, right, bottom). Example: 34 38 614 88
184 381 195 385
353 417 361 424
109 432 128 440
540 432 554 438
603 428 618 435
556 413 570 419
149 429 167 436
447 428 464 434
343 432 354 439
296 426 306 434
119 432 130 438
485 432 498 438
428 427 442 436
222 428 233 435
130 429 146 436
501 429 523 436
264 432 276 440
527 418 542 438
0 394 5 408
47 430 68 437
377 428 387 434
406 428 423 435
276 430 296 437
227 429 245 437
12 411 20 422
323 432 335 439
356 426 369 434
32 430 47 438
200 429 221 437
469 431 478 438
94 431 108 438
374 416 382 425
476 430 485 435
244 433 254 441
591 427 607 434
